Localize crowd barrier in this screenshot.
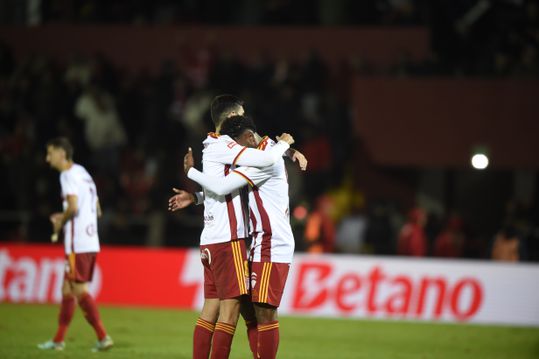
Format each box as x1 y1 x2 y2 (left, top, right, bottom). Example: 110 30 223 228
1 243 538 326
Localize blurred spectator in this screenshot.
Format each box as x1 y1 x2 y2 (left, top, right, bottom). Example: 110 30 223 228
491 225 521 262
304 194 336 253
433 214 465 258
364 201 397 255
335 204 367 254
397 207 428 256
75 81 127 174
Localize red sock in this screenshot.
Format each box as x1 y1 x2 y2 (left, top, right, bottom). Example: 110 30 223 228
78 293 107 340
210 322 236 359
53 295 76 342
245 320 258 358
194 318 215 359
257 321 279 359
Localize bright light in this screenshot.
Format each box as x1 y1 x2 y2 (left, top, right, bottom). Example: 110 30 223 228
471 153 489 169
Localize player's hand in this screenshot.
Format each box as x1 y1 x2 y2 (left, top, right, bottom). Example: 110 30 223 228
49 213 63 234
277 133 295 145
289 149 308 171
184 147 194 175
168 188 195 211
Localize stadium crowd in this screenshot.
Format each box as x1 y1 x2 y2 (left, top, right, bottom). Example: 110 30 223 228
1 0 538 261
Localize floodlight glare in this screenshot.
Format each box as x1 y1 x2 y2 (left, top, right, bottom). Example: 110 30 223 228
471 153 489 169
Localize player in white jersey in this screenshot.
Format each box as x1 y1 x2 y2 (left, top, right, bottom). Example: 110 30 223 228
169 95 297 359
38 137 113 352
185 115 295 359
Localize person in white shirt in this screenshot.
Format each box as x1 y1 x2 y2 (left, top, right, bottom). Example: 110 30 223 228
168 95 299 359
185 115 295 359
38 137 113 352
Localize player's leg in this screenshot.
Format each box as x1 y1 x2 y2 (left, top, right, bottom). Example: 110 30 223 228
72 282 108 341
254 303 279 359
194 298 219 359
37 279 75 350
250 262 290 359
211 297 242 359
240 295 258 358
194 246 220 359
71 253 113 351
210 239 250 359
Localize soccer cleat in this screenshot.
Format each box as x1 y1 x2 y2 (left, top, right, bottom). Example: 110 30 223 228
37 340 65 351
91 335 113 352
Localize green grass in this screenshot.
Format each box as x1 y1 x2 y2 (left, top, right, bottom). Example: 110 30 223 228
0 303 538 359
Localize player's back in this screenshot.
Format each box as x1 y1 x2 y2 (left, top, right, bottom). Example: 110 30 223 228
200 134 248 245
249 138 294 263
60 163 100 254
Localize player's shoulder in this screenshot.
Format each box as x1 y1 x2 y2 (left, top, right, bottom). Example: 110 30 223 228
62 163 90 180
203 133 242 153
257 136 276 151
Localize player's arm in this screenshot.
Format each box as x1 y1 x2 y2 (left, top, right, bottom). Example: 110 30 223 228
229 133 294 167
285 147 308 171
182 147 269 196
187 166 269 196
168 188 200 211
255 132 307 171
96 199 103 218
51 195 78 235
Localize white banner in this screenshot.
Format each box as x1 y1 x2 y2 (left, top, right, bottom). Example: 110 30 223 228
192 252 539 326
279 254 539 326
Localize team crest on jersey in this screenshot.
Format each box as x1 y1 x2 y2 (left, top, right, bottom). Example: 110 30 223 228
200 248 211 264
250 272 257 290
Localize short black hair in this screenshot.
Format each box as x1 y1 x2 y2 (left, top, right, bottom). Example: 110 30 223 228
47 137 74 160
210 94 244 128
220 115 257 140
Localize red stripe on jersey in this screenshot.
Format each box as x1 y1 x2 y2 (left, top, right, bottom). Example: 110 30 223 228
253 188 272 261
224 165 238 240
70 219 75 253
232 147 247 166
249 210 258 260
233 170 255 187
257 136 269 150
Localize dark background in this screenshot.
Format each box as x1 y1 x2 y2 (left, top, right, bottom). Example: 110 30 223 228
0 0 538 261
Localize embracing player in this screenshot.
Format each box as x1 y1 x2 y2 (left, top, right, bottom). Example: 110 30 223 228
170 95 296 359
185 115 298 359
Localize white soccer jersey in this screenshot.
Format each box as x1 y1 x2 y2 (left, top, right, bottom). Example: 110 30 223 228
189 136 294 262
197 133 290 246
59 164 100 254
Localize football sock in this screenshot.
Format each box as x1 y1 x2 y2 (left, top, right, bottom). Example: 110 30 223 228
78 293 107 340
210 322 236 359
53 295 76 343
194 317 215 359
257 321 280 359
245 320 258 358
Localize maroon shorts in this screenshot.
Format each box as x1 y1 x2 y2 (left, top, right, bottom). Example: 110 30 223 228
64 252 97 283
200 239 249 300
249 262 290 307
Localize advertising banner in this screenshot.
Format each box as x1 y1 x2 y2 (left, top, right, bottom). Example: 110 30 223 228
1 243 538 326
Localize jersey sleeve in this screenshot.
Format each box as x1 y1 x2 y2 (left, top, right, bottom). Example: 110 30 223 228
194 191 204 206
60 172 78 196
209 139 290 168
188 168 250 196
233 166 272 188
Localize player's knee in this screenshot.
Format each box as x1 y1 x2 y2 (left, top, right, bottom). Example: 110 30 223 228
254 303 277 324
200 299 220 323
219 299 241 324
71 282 89 299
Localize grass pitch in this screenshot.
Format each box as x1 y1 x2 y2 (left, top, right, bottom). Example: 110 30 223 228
0 303 538 359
